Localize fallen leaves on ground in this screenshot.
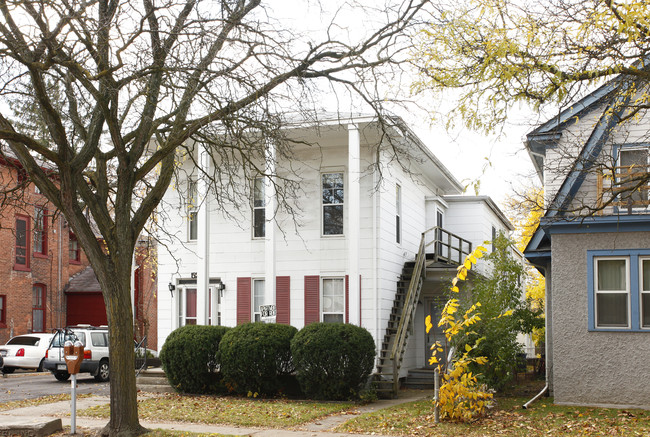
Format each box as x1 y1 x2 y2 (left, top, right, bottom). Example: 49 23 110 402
79 393 354 428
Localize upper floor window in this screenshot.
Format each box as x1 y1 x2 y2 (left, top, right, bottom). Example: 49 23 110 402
14 214 30 270
322 277 344 323
0 294 6 327
616 146 649 206
187 179 198 241
322 172 344 236
396 184 401 244
69 232 80 263
34 207 48 256
253 177 265 238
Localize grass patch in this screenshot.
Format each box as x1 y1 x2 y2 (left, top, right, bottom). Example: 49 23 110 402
79 393 355 428
336 395 650 436
0 393 92 412
50 426 235 437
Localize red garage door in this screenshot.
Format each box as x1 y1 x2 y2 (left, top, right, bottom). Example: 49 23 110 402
66 293 107 326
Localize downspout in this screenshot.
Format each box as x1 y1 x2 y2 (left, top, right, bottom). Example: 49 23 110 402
373 163 379 360
523 263 552 409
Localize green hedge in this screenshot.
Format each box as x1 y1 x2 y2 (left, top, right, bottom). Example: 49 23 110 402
219 323 298 396
291 323 376 400
159 325 230 394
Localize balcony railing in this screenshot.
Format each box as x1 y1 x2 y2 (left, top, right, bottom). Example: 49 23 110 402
597 165 650 213
424 226 473 264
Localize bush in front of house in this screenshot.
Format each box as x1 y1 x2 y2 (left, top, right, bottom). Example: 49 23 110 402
291 322 376 400
159 324 231 394
219 322 298 396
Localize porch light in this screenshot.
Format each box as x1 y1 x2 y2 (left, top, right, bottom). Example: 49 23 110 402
168 282 175 297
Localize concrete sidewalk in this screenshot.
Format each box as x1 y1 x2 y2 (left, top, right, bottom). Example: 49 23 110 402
0 390 430 436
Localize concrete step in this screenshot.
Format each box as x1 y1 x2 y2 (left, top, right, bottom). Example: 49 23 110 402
136 368 175 393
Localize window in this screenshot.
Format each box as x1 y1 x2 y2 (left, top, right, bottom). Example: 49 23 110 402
322 173 344 235
15 214 30 270
253 279 265 322
253 177 265 238
588 250 650 331
640 258 650 328
322 278 344 323
32 284 46 332
491 226 497 251
0 294 6 327
69 232 80 263
188 179 198 241
34 207 48 256
396 184 401 244
594 257 629 328
617 147 649 205
90 332 108 347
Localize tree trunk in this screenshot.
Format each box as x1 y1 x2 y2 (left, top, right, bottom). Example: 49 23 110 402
97 265 148 437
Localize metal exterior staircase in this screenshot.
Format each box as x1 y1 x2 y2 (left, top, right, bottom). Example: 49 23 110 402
373 226 471 398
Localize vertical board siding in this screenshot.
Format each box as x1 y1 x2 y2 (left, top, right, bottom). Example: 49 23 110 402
276 276 291 324
304 275 320 325
236 277 251 325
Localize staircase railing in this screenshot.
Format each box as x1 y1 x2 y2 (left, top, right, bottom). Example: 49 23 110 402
387 226 472 395
390 232 427 394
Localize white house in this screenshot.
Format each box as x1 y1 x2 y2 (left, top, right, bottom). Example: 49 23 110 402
156 114 513 393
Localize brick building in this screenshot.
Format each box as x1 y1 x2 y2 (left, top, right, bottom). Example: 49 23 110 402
0 156 159 350
0 156 90 344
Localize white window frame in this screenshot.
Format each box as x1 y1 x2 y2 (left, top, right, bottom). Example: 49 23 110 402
321 172 344 236
639 257 650 329
252 279 265 322
594 256 630 329
187 179 198 241
321 277 345 323
252 177 265 239
396 184 401 244
616 146 650 209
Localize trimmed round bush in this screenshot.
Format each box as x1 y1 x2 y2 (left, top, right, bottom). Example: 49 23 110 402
159 325 230 394
219 322 298 396
291 323 376 400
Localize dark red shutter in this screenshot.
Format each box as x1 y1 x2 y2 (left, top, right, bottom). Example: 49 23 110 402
276 276 290 324
237 277 251 325
304 275 319 325
345 275 349 323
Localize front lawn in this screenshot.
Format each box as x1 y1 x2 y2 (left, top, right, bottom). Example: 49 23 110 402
79 393 354 428
336 385 650 436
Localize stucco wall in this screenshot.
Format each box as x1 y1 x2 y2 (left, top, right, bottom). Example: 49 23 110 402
551 232 650 408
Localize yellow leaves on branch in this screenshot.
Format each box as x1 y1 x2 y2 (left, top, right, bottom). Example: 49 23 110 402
450 246 487 293
426 244 499 422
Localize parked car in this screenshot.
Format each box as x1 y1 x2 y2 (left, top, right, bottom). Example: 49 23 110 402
43 325 109 382
0 333 55 373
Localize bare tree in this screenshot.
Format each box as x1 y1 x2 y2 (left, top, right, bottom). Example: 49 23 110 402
0 0 428 435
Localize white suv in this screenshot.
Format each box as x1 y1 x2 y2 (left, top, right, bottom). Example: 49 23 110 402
43 325 110 382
